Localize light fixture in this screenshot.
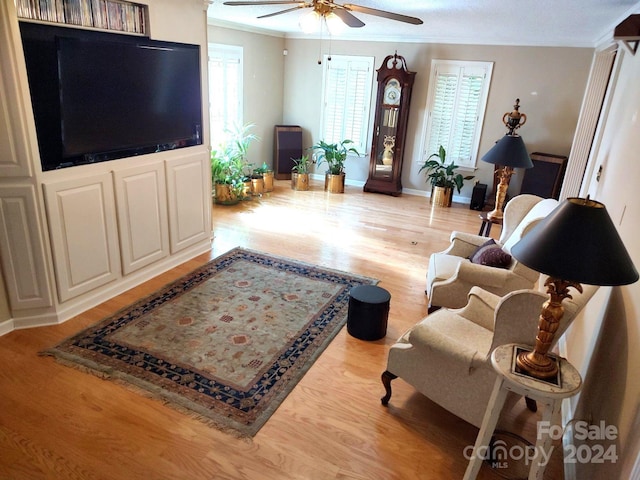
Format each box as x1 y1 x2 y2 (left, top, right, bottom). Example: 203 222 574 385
325 12 346 35
482 99 533 221
511 197 639 380
299 5 346 35
300 10 321 34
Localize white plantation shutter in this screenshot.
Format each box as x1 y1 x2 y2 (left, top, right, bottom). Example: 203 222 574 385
208 44 243 148
321 55 374 153
423 60 493 169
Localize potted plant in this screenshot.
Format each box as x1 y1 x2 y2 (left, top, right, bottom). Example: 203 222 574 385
253 161 274 193
226 122 261 196
291 154 311 191
419 145 474 207
210 147 245 205
210 122 261 202
311 139 360 193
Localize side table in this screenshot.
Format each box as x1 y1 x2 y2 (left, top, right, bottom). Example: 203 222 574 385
478 212 503 236
463 343 582 480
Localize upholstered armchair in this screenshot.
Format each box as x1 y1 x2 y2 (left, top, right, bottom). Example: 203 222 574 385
381 283 598 428
426 194 560 312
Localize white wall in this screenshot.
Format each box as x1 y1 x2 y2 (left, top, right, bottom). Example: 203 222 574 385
565 43 640 479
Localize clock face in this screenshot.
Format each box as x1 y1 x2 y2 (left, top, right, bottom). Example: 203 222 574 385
383 79 401 106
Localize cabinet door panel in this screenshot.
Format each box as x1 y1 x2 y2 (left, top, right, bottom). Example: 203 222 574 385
114 163 169 275
0 185 52 309
0 3 33 177
165 153 211 253
44 174 120 302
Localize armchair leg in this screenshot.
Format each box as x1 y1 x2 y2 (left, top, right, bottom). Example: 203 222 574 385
381 370 397 406
525 396 538 412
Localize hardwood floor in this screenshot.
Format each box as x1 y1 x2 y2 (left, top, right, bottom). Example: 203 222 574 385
0 179 563 479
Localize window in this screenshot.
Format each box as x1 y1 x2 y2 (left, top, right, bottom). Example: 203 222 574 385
421 60 493 169
208 44 243 148
320 55 374 154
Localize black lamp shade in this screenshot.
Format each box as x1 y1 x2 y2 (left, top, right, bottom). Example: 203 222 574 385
482 134 534 169
511 198 639 286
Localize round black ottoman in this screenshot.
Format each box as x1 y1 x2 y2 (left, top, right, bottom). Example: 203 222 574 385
347 285 391 341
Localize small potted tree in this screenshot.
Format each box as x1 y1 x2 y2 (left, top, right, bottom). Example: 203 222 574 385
291 154 311 191
311 139 360 193
419 145 474 207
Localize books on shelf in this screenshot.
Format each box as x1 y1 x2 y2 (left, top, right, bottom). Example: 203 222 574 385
16 0 147 35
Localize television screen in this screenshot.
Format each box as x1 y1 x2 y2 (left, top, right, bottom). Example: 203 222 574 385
20 23 203 171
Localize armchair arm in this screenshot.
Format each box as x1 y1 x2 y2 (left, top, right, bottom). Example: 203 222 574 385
440 231 490 257
454 261 518 289
455 287 501 331
487 289 547 356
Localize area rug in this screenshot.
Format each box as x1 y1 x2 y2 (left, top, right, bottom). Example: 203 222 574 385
43 247 377 437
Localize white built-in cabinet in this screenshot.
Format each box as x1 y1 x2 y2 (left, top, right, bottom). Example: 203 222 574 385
166 154 211 253
113 162 170 276
44 173 121 303
0 0 212 334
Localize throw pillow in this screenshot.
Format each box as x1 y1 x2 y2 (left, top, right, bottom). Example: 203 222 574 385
468 239 497 263
475 247 512 268
468 239 512 269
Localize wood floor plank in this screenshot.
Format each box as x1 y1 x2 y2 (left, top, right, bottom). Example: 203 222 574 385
0 179 563 479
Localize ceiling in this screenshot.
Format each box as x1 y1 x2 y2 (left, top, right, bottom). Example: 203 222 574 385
207 0 640 47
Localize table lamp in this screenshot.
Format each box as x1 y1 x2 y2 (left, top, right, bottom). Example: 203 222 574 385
511 197 639 380
482 99 534 220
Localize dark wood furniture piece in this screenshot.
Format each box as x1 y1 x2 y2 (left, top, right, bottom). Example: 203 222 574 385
273 125 303 180
478 212 503 236
519 152 568 199
363 53 416 196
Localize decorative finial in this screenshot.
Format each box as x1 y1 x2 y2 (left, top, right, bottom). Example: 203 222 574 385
502 98 527 135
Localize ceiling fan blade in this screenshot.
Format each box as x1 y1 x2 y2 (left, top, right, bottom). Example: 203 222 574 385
257 5 308 19
332 8 365 28
343 4 423 25
223 1 304 6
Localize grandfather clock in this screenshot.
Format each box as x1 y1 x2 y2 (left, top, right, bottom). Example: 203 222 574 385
364 53 416 196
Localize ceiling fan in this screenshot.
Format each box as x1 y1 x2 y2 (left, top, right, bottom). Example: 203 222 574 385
221 0 424 28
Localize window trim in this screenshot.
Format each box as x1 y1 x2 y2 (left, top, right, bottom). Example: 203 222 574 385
420 59 494 170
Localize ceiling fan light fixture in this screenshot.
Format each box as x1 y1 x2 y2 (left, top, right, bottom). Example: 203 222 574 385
300 10 321 33
325 12 346 35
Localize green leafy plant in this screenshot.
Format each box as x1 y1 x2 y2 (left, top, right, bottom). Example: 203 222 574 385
291 154 311 174
419 145 474 193
253 161 272 175
311 139 360 175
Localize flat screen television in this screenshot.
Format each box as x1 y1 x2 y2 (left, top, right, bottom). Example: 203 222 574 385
20 22 203 171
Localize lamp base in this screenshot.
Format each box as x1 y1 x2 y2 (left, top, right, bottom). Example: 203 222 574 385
515 348 558 380
486 208 504 221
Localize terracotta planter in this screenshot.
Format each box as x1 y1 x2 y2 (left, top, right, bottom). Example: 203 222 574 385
291 172 310 191
431 186 453 207
325 172 345 194
262 171 274 192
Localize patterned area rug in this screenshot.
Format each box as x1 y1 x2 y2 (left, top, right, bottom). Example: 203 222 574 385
43 247 377 437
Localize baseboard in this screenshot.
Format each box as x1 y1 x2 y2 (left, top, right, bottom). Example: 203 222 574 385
308 175 473 204
0 318 14 337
